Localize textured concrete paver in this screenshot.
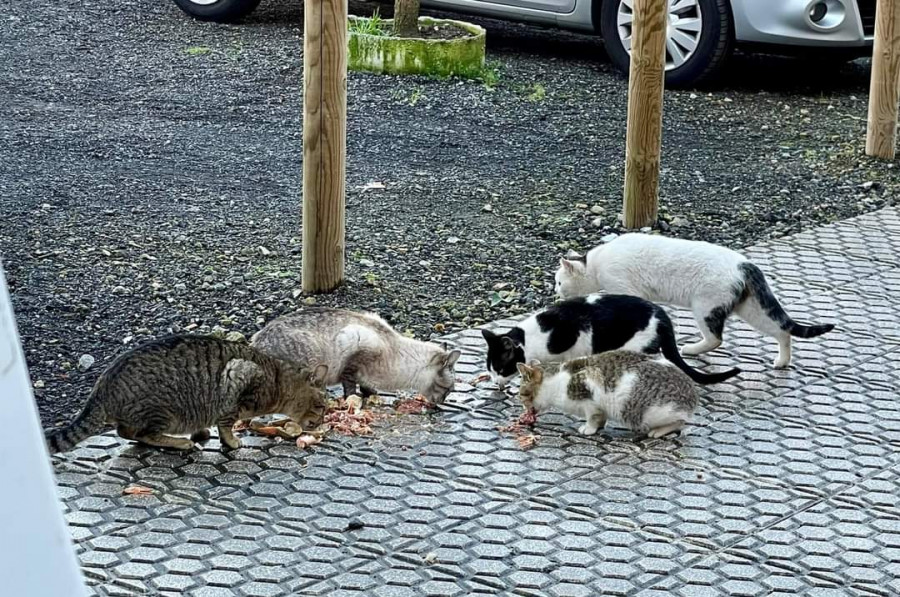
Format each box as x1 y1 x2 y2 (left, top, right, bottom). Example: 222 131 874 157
52 207 900 596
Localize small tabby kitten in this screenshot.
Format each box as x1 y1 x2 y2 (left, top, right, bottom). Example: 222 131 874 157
45 335 329 453
517 351 697 439
252 307 461 404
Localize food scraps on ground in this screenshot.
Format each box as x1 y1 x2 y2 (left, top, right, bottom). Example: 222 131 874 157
470 372 492 385
423 552 438 564
248 418 307 440
296 434 322 449
122 485 154 496
499 408 540 450
394 394 436 414
232 420 250 432
324 397 381 436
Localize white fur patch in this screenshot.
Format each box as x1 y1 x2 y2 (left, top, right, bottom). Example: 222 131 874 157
519 315 593 364
641 403 688 430
621 315 660 353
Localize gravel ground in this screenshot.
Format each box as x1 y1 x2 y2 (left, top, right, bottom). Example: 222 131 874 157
1 0 896 425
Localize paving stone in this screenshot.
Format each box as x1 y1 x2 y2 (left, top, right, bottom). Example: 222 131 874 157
52 210 900 597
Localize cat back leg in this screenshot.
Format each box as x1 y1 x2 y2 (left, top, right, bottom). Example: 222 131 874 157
734 299 792 368
682 298 730 356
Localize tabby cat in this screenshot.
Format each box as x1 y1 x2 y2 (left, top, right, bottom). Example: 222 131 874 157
45 335 329 453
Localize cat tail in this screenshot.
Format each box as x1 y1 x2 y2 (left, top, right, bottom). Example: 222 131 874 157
45 393 108 454
739 263 835 339
656 310 741 385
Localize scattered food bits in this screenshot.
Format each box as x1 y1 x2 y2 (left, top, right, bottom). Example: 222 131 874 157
423 552 438 565
471 372 491 384
122 486 154 496
232 420 250 432
516 434 540 450
395 394 436 415
499 409 540 450
296 434 322 449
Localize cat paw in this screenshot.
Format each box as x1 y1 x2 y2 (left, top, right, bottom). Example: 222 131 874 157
220 436 242 451
578 423 599 436
773 358 791 369
170 439 196 451
647 422 684 439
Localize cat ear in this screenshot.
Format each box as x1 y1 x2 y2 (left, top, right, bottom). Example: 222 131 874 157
500 337 517 352
308 364 329 387
444 350 461 369
481 329 497 343
559 257 575 273
565 249 584 261
516 363 532 379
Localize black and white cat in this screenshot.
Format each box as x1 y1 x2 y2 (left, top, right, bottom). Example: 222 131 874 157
482 294 740 389
555 233 835 368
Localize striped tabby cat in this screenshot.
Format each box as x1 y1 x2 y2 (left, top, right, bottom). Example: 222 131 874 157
45 335 329 453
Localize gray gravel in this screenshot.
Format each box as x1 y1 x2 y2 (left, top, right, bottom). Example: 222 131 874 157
1 0 895 425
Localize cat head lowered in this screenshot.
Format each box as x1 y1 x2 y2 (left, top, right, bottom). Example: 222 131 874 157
422 347 462 404
275 363 330 430
554 251 593 300
516 361 558 413
481 329 526 389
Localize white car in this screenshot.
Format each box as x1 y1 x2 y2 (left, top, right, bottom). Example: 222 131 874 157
172 0 876 87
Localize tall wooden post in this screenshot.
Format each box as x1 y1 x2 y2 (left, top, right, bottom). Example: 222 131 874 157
866 0 900 160
302 0 348 292
622 0 667 229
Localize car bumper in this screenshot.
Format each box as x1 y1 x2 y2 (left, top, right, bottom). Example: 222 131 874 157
732 0 874 47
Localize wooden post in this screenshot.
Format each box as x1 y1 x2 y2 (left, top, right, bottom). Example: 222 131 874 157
866 0 900 160
622 0 667 229
302 0 348 292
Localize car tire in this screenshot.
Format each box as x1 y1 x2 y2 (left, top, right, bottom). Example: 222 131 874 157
172 0 264 22
600 0 733 88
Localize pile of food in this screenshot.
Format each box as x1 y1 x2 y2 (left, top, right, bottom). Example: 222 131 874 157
235 392 438 450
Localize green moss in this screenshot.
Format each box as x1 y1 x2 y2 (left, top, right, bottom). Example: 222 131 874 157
348 17 486 79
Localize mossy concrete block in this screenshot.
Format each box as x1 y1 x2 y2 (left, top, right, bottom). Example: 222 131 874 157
348 17 486 78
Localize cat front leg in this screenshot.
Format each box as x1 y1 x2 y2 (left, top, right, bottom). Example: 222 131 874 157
217 422 242 450
578 410 607 436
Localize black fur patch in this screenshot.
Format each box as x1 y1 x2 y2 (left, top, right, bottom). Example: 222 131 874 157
482 295 663 379
703 279 745 340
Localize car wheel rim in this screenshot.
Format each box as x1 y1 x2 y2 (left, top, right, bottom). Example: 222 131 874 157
616 0 704 71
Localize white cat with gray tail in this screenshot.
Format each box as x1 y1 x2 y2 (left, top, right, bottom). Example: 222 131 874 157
554 233 835 368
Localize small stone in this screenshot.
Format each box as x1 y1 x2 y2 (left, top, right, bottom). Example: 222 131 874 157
359 258 375 267
859 181 875 191
640 226 652 233
591 217 604 228
590 205 605 215
303 297 316 305
345 519 364 531
601 233 619 243
671 216 688 227
482 204 493 212
657 219 671 232
122 336 134 344
423 552 438 564
41 203 52 209
78 354 95 371
112 286 127 295
33 380 45 389
258 246 272 256
447 237 460 244
575 203 588 209
225 331 246 343
419 260 431 267
292 289 302 299
174 283 187 291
